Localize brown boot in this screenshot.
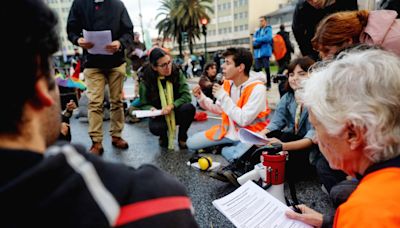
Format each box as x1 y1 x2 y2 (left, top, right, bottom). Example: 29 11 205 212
112 136 129 149
89 142 104 156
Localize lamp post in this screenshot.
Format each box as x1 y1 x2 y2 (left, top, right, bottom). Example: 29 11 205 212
138 0 145 43
201 18 208 62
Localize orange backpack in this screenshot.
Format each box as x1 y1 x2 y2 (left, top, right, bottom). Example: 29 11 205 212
273 34 287 61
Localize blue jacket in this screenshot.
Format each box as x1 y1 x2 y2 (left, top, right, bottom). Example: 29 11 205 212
253 25 273 58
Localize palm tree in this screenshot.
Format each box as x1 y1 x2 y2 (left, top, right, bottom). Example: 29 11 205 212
156 0 184 56
173 0 213 54
156 0 213 56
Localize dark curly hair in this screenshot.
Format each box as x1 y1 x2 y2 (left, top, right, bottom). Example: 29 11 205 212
141 48 181 101
1 0 60 133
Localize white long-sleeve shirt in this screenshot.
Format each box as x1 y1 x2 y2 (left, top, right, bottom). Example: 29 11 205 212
197 73 267 140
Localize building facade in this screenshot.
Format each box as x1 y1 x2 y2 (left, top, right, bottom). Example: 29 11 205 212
45 0 75 56
188 0 288 55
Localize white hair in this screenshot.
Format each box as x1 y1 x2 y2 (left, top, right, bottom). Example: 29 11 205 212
302 48 400 163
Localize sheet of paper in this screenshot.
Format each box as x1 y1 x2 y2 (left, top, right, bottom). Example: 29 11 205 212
131 110 163 118
238 128 270 145
83 29 112 55
212 181 312 228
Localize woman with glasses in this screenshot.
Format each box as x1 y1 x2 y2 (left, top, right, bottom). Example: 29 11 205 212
139 48 195 150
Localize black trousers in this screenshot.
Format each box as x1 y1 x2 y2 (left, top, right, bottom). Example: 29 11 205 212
316 155 348 193
149 103 195 141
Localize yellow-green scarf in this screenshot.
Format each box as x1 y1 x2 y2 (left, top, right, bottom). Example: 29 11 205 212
157 77 176 150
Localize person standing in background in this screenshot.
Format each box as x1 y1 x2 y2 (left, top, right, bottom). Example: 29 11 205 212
292 0 358 60
252 16 273 90
67 0 134 155
126 32 147 99
276 24 295 74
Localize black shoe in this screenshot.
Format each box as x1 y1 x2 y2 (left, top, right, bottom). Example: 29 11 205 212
159 136 168 148
178 140 188 149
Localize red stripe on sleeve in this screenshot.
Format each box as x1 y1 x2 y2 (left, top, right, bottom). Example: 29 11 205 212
115 196 192 226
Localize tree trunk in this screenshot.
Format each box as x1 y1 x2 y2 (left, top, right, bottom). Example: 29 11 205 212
178 35 183 57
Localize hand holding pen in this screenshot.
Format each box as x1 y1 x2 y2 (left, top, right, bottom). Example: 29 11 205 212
285 204 323 227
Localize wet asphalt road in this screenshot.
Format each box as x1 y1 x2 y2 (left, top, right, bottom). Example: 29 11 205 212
69 80 334 227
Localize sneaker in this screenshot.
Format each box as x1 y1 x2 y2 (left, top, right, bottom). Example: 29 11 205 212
111 136 129 149
209 163 241 187
89 142 104 156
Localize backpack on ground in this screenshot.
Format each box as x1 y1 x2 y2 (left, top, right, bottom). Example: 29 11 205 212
273 34 287 61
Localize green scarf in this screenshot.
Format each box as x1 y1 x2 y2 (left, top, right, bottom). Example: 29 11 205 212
157 77 176 150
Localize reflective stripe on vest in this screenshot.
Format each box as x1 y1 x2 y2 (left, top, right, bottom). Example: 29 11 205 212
205 80 270 141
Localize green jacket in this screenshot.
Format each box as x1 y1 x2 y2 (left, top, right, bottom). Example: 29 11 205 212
139 72 192 110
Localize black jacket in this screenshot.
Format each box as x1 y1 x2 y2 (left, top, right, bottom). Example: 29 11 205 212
67 0 134 69
277 30 294 56
0 143 198 227
292 0 358 60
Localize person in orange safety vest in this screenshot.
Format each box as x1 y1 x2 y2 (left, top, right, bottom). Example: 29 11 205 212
285 48 400 227
188 47 270 162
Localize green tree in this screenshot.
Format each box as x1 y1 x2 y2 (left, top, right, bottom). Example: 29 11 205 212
156 0 213 56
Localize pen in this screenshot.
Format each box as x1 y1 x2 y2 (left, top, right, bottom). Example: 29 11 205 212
288 199 302 214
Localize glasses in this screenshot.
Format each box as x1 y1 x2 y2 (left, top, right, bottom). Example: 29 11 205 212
157 61 172 69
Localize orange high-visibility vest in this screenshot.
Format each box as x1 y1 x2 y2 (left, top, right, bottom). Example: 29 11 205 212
205 80 270 141
334 167 400 227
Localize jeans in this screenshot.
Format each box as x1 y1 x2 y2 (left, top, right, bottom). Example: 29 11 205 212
254 57 271 87
186 132 253 162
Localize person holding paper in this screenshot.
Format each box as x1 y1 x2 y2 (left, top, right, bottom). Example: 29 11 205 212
0 1 198 226
259 57 324 181
286 48 400 227
260 57 352 198
139 48 195 150
188 47 270 162
67 0 134 155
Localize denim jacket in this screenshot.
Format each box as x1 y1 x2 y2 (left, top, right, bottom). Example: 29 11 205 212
267 92 315 140
267 92 318 163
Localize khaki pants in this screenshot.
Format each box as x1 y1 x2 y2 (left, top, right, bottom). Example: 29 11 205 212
84 63 126 142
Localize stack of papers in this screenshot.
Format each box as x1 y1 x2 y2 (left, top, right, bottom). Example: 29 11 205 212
83 29 112 55
212 181 312 228
131 110 163 118
238 128 270 145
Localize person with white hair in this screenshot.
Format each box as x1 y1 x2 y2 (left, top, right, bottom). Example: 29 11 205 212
286 48 400 227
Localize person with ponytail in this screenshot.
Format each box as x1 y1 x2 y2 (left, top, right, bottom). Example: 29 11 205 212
312 9 400 59
140 48 195 150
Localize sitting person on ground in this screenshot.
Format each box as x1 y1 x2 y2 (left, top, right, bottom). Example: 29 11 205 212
0 0 198 227
286 47 400 228
188 47 270 162
198 62 220 102
260 56 348 193
59 99 77 142
312 9 400 59
140 48 195 150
